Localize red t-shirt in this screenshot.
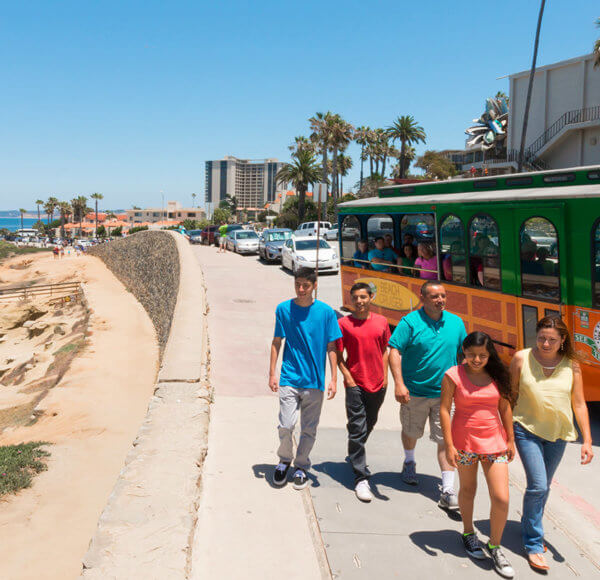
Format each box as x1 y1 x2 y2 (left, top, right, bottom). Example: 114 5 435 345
336 313 391 393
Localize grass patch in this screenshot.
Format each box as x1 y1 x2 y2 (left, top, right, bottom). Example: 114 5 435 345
0 442 51 496
0 241 52 260
53 339 84 356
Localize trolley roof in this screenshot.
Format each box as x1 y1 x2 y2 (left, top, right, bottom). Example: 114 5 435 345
338 183 600 210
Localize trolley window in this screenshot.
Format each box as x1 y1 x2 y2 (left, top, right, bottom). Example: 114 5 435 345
520 217 560 302
439 215 466 284
366 214 398 273
400 213 435 246
340 216 365 268
469 214 501 290
593 220 600 307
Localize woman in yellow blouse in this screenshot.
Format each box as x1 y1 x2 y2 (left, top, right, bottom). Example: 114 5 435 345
509 316 593 572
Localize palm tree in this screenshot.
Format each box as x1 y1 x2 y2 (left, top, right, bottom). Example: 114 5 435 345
58 201 72 239
518 0 546 172
392 146 416 177
309 111 334 194
276 150 322 223
594 17 600 68
387 116 427 178
288 136 315 158
46 196 59 225
35 199 44 224
71 195 88 237
192 192 197 207
354 126 371 188
19 208 26 231
328 115 354 199
91 193 103 237
337 153 353 196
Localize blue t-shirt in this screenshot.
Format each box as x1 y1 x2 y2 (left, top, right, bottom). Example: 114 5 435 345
388 308 467 397
368 248 396 271
353 250 369 268
274 299 342 390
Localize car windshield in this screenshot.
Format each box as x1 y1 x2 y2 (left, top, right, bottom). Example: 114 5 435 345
266 231 291 242
236 231 258 240
296 240 330 251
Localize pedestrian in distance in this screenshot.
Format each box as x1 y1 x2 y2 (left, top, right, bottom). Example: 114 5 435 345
218 222 227 253
337 282 391 502
509 316 593 572
440 331 515 578
389 280 467 509
269 267 342 490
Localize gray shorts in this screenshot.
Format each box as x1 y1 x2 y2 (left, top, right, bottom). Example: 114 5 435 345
400 396 444 444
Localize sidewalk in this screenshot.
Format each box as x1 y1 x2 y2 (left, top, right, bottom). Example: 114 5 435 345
189 245 600 579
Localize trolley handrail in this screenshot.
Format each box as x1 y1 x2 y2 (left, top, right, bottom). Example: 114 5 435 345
341 256 438 275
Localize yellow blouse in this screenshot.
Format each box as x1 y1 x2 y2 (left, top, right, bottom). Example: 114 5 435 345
513 348 577 442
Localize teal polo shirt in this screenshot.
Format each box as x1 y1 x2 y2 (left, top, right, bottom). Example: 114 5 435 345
388 308 467 397
368 248 396 271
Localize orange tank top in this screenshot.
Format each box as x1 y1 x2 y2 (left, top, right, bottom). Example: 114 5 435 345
446 365 507 454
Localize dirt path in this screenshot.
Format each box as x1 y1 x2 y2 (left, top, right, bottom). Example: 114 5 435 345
0 252 159 580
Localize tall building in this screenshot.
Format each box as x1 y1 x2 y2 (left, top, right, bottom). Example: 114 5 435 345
204 156 288 211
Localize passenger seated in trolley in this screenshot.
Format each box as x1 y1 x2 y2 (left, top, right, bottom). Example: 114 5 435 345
400 243 416 276
353 240 370 269
368 236 397 272
415 242 438 279
384 233 402 258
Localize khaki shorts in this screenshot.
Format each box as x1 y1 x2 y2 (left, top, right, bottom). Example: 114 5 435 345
400 396 444 444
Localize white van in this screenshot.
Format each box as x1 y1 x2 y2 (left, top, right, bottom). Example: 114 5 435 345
294 221 332 238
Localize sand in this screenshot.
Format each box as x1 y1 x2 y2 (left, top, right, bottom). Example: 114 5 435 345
0 251 159 579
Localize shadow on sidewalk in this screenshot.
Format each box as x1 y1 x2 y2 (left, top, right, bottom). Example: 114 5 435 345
474 519 565 562
409 528 493 570
251 463 321 489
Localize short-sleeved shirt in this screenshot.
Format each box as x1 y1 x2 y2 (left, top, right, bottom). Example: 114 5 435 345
274 299 342 391
353 250 369 268
219 225 227 237
388 308 467 397
368 248 396 271
415 256 438 279
336 313 391 393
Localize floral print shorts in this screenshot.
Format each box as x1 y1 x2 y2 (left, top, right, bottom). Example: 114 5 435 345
457 449 508 466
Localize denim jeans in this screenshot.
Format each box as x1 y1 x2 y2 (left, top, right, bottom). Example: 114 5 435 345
514 422 567 554
345 386 386 483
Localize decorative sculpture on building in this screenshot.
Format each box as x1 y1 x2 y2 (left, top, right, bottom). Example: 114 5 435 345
465 97 509 152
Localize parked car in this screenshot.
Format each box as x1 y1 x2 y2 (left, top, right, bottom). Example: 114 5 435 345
200 225 219 245
226 229 260 254
259 228 293 262
324 224 340 240
188 229 203 244
214 224 243 246
293 221 332 238
281 236 339 274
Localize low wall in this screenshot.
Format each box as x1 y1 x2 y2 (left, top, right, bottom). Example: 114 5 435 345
89 231 179 353
82 231 211 578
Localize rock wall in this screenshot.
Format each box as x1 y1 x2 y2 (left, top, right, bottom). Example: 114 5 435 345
89 231 179 354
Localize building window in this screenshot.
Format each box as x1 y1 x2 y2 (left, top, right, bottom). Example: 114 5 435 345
134 212 141 217
187 213 195 218
439 214 466 283
469 214 501 290
520 217 560 302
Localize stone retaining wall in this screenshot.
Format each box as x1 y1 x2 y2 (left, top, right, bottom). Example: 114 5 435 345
89 231 179 353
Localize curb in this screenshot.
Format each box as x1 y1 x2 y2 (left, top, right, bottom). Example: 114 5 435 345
81 232 211 579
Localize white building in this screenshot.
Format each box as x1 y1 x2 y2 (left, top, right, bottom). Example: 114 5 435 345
204 156 288 211
126 201 206 224
509 53 600 169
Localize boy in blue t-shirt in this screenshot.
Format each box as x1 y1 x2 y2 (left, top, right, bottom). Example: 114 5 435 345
269 267 342 490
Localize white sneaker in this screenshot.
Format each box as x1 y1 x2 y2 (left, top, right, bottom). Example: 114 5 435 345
355 479 374 502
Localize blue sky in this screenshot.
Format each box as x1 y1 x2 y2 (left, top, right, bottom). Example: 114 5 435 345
0 0 597 211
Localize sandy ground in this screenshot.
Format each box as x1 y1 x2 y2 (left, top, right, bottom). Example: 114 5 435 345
0 251 159 580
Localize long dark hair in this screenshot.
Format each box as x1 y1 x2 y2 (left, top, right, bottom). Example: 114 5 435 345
463 331 513 405
535 316 579 361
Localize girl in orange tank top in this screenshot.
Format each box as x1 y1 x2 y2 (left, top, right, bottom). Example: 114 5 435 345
440 331 515 576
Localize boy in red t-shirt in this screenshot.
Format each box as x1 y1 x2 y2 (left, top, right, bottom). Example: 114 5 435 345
337 282 391 502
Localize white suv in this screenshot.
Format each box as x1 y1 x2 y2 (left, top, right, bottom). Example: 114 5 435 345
294 221 331 238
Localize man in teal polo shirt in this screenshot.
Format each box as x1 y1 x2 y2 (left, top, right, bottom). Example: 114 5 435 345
389 280 466 510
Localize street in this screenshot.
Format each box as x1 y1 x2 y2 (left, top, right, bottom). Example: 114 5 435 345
190 243 600 579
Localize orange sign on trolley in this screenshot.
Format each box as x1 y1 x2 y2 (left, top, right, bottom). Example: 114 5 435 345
573 307 600 367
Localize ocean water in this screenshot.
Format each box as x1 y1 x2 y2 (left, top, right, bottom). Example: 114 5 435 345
0 217 40 232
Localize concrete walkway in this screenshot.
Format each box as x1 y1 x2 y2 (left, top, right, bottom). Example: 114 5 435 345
190 244 600 579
